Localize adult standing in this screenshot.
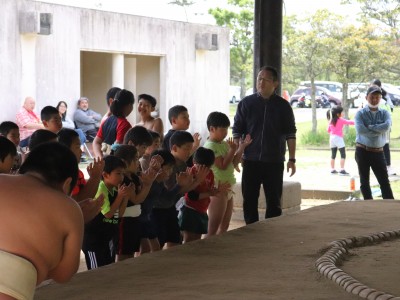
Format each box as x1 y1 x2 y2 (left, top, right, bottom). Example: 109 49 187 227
232 66 297 224
354 85 394 200
73 97 102 142
15 97 45 150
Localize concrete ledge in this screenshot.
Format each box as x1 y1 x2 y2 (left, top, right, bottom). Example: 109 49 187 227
232 181 302 213
301 189 357 200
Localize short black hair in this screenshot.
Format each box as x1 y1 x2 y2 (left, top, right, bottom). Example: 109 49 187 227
28 129 58 150
123 126 153 146
0 121 19 136
58 128 79 148
0 136 17 162
106 87 122 106
103 155 126 174
206 111 230 130
169 130 194 148
148 130 160 140
193 147 215 167
114 144 138 166
151 149 176 167
138 94 157 108
110 89 135 117
168 105 188 124
19 142 78 193
259 66 279 81
41 106 59 121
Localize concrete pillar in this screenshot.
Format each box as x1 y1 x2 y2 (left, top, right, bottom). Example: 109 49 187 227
253 0 283 94
20 34 37 102
124 57 137 125
112 53 124 88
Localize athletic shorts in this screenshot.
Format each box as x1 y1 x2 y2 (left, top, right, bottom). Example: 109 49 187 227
178 206 208 234
139 215 158 239
153 207 182 247
330 135 345 149
118 217 141 255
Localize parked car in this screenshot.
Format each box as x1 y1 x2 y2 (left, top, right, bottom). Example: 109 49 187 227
290 86 341 108
229 85 241 103
382 83 400 106
300 81 343 101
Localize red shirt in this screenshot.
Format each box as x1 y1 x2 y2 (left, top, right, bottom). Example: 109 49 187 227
71 170 86 197
184 166 214 213
97 116 131 144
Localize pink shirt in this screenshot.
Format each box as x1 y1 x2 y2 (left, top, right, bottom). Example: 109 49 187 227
327 118 354 137
15 107 41 140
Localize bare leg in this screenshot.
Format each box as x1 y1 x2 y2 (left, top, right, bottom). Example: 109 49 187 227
149 238 160 252
340 158 345 170
330 158 335 170
165 242 180 248
207 193 228 236
139 238 151 255
183 231 202 243
218 197 233 234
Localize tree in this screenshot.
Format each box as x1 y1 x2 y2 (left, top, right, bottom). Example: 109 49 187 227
209 0 254 99
169 0 195 22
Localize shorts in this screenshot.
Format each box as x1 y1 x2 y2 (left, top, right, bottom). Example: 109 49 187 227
118 217 141 255
178 206 208 234
153 207 182 247
139 214 158 239
330 135 345 149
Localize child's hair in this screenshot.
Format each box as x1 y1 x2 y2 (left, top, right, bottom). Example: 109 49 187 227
19 142 78 193
114 145 138 166
0 136 17 161
106 87 122 106
151 149 176 167
169 130 194 148
56 101 68 121
110 89 135 117
123 126 153 146
57 128 79 148
168 105 188 124
138 94 157 108
0 121 19 136
103 155 126 174
148 130 160 141
206 111 230 130
193 147 215 168
327 106 344 126
41 106 59 121
29 129 58 150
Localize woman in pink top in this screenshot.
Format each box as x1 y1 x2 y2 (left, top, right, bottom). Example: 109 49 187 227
327 106 354 175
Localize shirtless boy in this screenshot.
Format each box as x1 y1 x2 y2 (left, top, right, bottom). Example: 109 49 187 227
0 142 83 299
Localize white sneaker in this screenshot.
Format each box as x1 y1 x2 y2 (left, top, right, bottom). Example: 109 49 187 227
387 166 396 176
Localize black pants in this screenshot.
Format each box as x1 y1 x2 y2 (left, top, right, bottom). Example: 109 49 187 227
241 160 284 224
355 147 394 200
82 239 115 270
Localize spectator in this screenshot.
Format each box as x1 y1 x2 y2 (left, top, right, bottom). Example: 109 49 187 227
73 97 102 142
15 97 44 150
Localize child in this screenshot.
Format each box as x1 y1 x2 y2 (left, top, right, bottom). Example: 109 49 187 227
139 130 161 171
327 106 354 175
204 112 251 235
28 129 58 150
0 121 22 172
114 145 158 261
136 94 164 141
58 128 104 223
179 147 228 243
123 126 153 158
162 105 201 155
0 142 83 299
41 105 63 134
0 136 17 174
82 155 132 270
93 89 134 158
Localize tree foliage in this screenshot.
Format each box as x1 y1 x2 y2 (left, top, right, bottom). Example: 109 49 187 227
209 0 254 99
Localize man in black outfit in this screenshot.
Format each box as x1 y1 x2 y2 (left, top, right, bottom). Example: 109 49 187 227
232 66 297 224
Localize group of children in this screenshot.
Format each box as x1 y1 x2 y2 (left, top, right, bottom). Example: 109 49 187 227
0 93 252 273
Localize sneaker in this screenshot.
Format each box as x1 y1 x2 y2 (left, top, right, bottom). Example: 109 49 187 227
387 166 397 176
331 170 338 174
339 170 350 176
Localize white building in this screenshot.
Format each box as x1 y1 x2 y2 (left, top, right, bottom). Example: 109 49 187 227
0 0 230 137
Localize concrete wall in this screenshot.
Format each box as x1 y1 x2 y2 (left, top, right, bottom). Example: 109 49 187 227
0 0 230 140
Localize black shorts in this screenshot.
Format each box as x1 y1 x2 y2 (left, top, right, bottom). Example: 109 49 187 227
139 214 158 240
153 207 182 247
118 217 141 255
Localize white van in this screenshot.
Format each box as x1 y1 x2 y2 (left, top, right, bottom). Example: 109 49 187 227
300 81 343 100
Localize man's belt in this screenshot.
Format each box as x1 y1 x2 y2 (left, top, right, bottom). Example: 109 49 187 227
356 143 383 152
